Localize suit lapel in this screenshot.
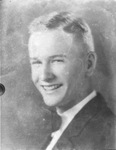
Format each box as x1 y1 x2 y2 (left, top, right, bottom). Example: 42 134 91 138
55 93 105 149
63 93 103 137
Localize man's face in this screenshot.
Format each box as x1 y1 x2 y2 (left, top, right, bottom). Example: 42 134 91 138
28 30 87 110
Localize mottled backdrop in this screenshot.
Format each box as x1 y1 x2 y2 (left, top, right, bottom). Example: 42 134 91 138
1 0 116 150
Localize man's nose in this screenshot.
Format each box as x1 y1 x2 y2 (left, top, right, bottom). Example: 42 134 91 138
40 65 55 82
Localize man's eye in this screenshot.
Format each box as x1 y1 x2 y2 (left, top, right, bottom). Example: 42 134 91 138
31 61 42 65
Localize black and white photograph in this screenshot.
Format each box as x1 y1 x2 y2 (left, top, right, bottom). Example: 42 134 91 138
0 0 116 150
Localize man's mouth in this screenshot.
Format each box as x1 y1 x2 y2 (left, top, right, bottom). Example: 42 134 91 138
41 84 63 92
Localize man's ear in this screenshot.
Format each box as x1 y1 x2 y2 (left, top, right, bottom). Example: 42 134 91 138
86 51 97 76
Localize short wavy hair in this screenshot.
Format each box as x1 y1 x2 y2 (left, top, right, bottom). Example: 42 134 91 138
28 11 95 52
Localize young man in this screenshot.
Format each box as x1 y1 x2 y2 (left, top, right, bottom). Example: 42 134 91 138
28 11 116 150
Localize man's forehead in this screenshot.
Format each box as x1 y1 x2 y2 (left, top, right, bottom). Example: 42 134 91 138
29 30 73 47
28 30 83 59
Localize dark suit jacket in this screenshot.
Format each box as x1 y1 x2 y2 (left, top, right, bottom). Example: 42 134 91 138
42 93 116 150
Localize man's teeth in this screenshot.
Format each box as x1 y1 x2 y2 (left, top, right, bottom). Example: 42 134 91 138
42 84 62 91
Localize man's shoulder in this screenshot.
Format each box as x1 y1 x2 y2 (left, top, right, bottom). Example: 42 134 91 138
76 92 115 131
92 92 115 123
73 92 116 149
83 92 115 119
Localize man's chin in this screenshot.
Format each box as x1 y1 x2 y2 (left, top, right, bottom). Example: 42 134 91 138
43 97 61 108
44 101 58 107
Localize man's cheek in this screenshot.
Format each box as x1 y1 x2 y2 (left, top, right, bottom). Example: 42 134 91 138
64 70 69 76
32 72 39 84
63 69 73 82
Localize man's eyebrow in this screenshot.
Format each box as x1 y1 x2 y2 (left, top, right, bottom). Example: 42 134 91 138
50 54 67 59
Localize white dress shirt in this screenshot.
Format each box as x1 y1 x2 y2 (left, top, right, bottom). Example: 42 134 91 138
46 91 96 150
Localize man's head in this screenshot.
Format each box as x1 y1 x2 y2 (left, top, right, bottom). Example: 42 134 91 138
28 11 97 111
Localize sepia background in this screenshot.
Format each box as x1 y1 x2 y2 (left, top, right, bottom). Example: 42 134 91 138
0 0 116 149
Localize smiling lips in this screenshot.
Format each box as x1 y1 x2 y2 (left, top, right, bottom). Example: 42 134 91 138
41 84 63 93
